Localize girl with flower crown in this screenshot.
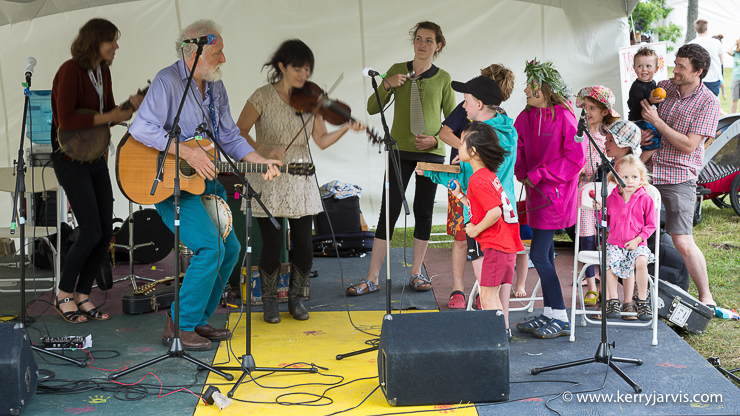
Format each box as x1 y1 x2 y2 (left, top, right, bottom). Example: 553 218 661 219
513 59 586 339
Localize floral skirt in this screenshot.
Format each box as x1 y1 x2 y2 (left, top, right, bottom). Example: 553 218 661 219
606 243 655 280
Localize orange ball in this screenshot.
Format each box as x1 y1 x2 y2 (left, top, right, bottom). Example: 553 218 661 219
652 87 666 99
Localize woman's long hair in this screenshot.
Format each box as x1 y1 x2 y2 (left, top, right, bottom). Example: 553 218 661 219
71 18 120 70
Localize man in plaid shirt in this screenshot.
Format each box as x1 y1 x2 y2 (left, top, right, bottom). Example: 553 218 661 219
639 43 719 308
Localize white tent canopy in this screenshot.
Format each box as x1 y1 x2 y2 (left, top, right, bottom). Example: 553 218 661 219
0 0 635 230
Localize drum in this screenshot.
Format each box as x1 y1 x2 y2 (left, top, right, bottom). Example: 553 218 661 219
202 194 233 240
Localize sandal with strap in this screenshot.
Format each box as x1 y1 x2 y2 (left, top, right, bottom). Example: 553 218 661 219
409 274 432 292
76 299 111 321
583 291 600 306
346 278 379 296
54 297 87 324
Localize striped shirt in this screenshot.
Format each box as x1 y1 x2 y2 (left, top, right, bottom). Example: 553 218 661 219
652 79 719 185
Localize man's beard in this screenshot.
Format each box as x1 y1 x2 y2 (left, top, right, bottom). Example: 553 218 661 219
201 61 223 82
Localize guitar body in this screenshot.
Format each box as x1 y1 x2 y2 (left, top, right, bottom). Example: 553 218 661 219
116 133 210 205
57 109 111 162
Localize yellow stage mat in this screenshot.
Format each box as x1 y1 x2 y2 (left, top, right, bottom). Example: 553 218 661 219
195 311 478 416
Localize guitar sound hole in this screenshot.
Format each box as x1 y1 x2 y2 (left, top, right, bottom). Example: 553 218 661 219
180 159 196 176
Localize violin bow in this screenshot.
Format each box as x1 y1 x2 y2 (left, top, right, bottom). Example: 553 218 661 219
284 73 344 152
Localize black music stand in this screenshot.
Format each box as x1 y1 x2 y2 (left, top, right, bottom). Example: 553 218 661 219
335 73 410 360
530 115 643 394
9 65 85 367
109 41 231 381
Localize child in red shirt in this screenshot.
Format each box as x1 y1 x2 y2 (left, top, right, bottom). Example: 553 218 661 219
451 122 524 317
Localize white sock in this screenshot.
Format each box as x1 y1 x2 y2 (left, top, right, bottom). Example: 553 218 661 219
553 309 569 322
543 307 553 319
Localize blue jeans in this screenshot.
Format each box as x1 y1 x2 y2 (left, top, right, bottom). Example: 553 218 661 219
155 180 240 330
530 228 565 310
704 80 721 96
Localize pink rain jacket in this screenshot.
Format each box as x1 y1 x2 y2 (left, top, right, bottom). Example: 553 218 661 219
514 105 585 230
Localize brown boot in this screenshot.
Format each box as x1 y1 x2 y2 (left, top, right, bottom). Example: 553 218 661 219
162 312 213 351
194 324 232 341
259 266 281 323
288 265 310 321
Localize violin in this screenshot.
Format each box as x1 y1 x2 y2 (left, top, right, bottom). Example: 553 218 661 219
289 81 381 144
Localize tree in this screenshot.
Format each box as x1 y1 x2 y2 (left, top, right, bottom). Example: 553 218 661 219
631 0 683 51
685 0 699 43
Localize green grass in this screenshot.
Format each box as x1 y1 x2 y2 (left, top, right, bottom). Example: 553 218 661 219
380 201 740 387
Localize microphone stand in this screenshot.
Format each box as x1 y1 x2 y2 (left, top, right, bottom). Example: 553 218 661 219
9 70 85 366
531 116 643 394
335 74 410 360
110 43 232 381
200 129 318 398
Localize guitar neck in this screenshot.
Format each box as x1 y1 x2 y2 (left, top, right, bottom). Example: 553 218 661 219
214 161 288 174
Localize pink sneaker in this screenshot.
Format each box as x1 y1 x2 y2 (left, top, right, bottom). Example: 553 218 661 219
448 291 465 309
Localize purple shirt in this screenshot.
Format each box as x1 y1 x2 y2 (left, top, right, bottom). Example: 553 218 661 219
129 60 253 161
606 186 656 248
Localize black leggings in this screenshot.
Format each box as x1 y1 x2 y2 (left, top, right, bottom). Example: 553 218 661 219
375 157 440 241
257 216 313 275
52 154 113 295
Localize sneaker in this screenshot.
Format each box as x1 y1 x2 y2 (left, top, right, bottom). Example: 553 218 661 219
515 314 551 333
448 291 466 309
605 299 622 319
636 299 653 321
506 328 513 342
532 318 571 339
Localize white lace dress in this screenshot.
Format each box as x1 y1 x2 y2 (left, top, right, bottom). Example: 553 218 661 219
242 84 323 218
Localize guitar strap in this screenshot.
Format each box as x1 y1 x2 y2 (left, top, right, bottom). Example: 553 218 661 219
87 65 104 114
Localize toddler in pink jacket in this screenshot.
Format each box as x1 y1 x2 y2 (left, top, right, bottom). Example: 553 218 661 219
604 155 656 322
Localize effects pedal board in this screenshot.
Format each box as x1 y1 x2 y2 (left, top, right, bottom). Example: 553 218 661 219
39 335 85 349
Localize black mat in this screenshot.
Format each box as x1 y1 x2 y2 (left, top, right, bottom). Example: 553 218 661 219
484 310 740 415
252 247 439 313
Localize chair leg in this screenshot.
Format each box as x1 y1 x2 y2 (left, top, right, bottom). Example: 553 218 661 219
466 280 479 311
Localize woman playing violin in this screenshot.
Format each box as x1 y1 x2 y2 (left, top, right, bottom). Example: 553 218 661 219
236 39 363 324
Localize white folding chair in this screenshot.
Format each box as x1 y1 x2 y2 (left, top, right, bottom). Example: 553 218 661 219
0 166 64 292
466 246 541 312
570 183 661 346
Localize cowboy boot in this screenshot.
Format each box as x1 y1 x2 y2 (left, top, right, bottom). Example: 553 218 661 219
288 265 310 320
259 266 281 323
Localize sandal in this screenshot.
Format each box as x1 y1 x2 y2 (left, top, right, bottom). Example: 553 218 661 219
346 278 379 296
76 299 111 321
583 291 600 306
448 291 465 309
54 297 87 323
621 301 638 321
409 274 432 292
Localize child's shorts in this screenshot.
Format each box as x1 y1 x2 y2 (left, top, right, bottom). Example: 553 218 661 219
635 120 662 151
480 248 515 287
467 235 483 260
606 243 655 280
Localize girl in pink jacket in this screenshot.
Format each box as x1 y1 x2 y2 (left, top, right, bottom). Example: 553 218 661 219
604 155 656 322
513 59 586 339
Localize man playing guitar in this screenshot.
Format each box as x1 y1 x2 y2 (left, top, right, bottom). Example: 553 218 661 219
128 19 281 351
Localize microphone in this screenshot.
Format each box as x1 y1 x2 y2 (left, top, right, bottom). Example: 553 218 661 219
575 109 587 143
362 67 381 78
25 57 37 78
182 34 217 46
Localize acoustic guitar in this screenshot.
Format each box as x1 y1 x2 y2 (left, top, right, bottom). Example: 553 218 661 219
57 82 150 162
116 133 315 205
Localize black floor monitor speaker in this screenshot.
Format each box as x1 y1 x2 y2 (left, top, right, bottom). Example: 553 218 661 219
0 323 38 416
378 311 509 406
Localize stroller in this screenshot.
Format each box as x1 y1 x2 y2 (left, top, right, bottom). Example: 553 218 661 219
694 114 740 225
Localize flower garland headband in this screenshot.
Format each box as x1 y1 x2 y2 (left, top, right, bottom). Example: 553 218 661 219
524 59 572 100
